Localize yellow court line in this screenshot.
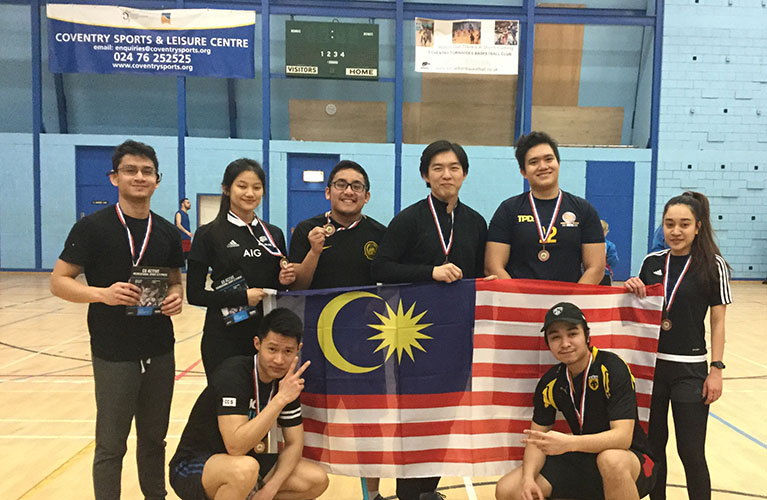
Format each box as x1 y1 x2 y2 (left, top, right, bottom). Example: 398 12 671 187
17 440 94 500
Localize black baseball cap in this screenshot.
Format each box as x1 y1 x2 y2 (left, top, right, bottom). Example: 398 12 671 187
541 302 588 333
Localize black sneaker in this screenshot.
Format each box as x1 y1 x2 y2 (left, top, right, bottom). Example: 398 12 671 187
372 495 386 500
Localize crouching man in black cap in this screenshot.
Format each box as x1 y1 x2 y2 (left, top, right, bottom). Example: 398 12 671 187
495 302 657 500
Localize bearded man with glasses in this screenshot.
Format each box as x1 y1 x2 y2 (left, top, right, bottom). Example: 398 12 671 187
288 160 386 290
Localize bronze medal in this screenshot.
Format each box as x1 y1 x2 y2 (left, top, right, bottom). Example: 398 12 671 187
255 441 266 454
661 318 672 331
280 256 289 269
538 249 550 262
323 223 336 236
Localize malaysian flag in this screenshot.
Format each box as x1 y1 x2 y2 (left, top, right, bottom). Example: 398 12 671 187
265 278 663 478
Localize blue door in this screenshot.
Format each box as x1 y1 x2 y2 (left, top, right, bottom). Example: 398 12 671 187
585 161 634 281
287 153 340 246
76 146 118 219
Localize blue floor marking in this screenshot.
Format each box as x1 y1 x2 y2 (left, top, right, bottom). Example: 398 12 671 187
710 411 767 450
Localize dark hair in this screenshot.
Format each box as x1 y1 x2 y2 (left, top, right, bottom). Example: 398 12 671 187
327 160 370 191
419 140 469 187
180 197 189 205
662 191 730 285
112 139 159 178
514 131 560 172
257 308 303 343
215 158 266 221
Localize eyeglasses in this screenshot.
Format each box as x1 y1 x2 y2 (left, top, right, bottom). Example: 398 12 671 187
112 166 161 180
331 180 366 193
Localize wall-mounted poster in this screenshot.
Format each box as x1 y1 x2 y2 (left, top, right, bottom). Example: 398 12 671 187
415 18 519 75
48 4 255 78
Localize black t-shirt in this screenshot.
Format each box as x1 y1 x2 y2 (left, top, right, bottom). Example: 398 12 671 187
289 213 386 289
171 355 302 462
487 191 604 282
58 205 183 361
533 347 651 457
638 249 732 356
371 196 487 283
187 213 287 336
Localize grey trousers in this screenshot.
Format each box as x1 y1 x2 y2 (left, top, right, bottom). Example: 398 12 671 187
92 351 175 500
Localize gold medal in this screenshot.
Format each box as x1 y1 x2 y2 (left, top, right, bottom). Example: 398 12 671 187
255 441 266 454
323 223 336 236
661 318 672 331
538 249 550 262
279 257 289 269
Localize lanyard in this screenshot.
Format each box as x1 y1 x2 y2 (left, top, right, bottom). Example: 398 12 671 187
228 210 284 258
528 190 563 247
252 353 275 416
566 350 593 431
427 194 454 263
663 252 691 314
324 211 361 233
115 203 152 267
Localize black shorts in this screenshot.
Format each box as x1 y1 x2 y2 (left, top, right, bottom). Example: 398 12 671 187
169 453 279 500
539 449 657 499
653 359 707 403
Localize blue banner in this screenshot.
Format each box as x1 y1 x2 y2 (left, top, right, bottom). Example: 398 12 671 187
47 4 255 78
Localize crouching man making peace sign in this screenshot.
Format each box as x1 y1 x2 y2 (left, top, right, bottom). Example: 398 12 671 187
170 308 329 500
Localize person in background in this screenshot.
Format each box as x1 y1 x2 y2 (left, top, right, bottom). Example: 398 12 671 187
600 219 619 285
176 197 194 264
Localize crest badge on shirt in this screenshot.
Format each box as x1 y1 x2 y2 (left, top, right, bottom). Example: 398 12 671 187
588 374 599 391
560 211 579 227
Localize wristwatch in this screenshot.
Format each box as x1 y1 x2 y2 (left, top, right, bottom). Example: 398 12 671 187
710 361 726 369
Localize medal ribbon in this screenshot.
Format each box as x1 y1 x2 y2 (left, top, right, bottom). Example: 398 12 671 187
566 350 593 431
252 353 276 417
324 211 361 233
228 211 284 258
427 194 454 262
663 252 691 315
528 190 563 247
115 203 152 267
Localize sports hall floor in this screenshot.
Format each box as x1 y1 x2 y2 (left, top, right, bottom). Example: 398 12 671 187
1 272 765 499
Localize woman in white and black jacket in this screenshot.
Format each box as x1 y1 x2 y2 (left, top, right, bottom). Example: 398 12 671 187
187 158 295 381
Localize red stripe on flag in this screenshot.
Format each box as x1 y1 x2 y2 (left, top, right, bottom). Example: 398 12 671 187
471 362 656 381
476 305 662 325
473 334 660 352
303 445 525 465
476 278 663 297
303 418 531 437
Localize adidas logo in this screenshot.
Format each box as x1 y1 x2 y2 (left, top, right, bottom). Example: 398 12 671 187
653 269 662 276
226 240 240 248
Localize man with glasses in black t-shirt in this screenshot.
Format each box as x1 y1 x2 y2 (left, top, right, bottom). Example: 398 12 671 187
51 140 184 499
289 160 386 291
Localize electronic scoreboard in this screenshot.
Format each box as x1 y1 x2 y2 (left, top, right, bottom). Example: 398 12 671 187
285 20 379 80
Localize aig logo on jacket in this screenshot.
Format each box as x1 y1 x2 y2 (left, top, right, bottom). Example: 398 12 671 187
243 248 262 258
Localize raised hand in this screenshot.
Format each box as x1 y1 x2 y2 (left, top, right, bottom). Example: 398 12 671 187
278 356 311 404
